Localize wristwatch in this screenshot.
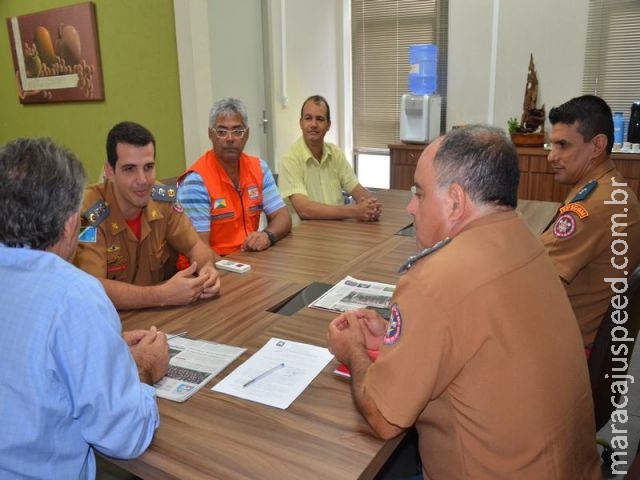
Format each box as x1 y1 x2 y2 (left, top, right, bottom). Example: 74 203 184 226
264 229 277 246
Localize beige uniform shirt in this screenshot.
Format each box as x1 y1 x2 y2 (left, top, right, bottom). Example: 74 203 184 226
366 211 601 479
541 159 640 347
74 181 200 286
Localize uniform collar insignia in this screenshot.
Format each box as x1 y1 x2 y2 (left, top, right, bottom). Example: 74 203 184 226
398 237 451 273
151 183 177 203
570 179 598 202
82 199 109 227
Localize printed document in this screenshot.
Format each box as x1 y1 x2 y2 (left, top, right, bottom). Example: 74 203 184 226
212 337 333 409
155 337 245 402
309 275 396 313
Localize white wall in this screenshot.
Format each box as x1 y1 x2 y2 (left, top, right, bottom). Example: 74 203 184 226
207 1 267 162
174 0 213 168
175 0 342 172
447 0 589 133
175 0 590 174
264 0 343 171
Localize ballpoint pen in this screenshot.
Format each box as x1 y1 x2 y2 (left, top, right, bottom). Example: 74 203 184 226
242 362 285 388
166 331 188 341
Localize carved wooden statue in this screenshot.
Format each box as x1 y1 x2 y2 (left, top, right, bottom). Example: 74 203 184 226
520 54 545 133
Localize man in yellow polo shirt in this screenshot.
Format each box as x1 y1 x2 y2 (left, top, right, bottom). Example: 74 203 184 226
279 95 382 224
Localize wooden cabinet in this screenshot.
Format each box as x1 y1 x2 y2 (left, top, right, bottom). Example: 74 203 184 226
517 148 571 202
388 143 427 189
389 143 640 202
517 147 640 202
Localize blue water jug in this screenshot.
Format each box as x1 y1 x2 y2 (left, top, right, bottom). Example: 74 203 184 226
613 112 624 146
408 44 437 95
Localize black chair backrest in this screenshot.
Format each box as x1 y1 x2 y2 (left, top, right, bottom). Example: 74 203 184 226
588 264 640 431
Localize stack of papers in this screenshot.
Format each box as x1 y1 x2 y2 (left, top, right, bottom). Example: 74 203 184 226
212 338 333 409
155 337 245 402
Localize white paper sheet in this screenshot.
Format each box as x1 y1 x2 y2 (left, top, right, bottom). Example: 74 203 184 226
212 337 334 409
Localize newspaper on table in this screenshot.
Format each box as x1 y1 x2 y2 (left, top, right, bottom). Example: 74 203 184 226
154 336 245 402
308 275 396 315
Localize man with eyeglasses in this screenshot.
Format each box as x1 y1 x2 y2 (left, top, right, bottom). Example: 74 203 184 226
278 95 382 224
75 121 221 310
177 98 291 256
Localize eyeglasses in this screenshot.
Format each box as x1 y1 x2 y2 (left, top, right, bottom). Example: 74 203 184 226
212 128 247 139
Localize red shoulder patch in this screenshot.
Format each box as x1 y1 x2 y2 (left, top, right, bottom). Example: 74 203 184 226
383 303 403 345
553 213 577 238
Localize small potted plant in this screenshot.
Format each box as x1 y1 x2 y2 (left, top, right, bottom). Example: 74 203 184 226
507 117 520 135
509 111 545 147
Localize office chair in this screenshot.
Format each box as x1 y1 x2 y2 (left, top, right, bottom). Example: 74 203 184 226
588 263 640 431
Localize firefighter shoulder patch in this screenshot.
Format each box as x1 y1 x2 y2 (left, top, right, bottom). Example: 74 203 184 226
383 303 403 345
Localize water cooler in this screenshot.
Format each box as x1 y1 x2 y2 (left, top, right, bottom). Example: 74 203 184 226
400 94 441 143
400 44 441 143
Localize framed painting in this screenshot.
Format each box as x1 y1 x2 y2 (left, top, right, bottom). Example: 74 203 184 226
6 2 105 104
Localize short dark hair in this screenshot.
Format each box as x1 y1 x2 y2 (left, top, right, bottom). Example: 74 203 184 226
548 95 614 155
106 121 156 168
301 95 331 122
0 138 86 250
434 125 519 208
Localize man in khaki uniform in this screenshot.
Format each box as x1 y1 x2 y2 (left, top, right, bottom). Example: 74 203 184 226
541 95 640 349
75 121 220 310
327 126 601 479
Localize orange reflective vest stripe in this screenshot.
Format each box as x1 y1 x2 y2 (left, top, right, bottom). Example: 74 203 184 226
179 150 264 257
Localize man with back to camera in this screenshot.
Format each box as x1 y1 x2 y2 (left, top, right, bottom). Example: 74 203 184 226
278 95 382 223
327 126 601 479
0 138 168 478
74 121 221 310
541 95 640 351
177 97 291 257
